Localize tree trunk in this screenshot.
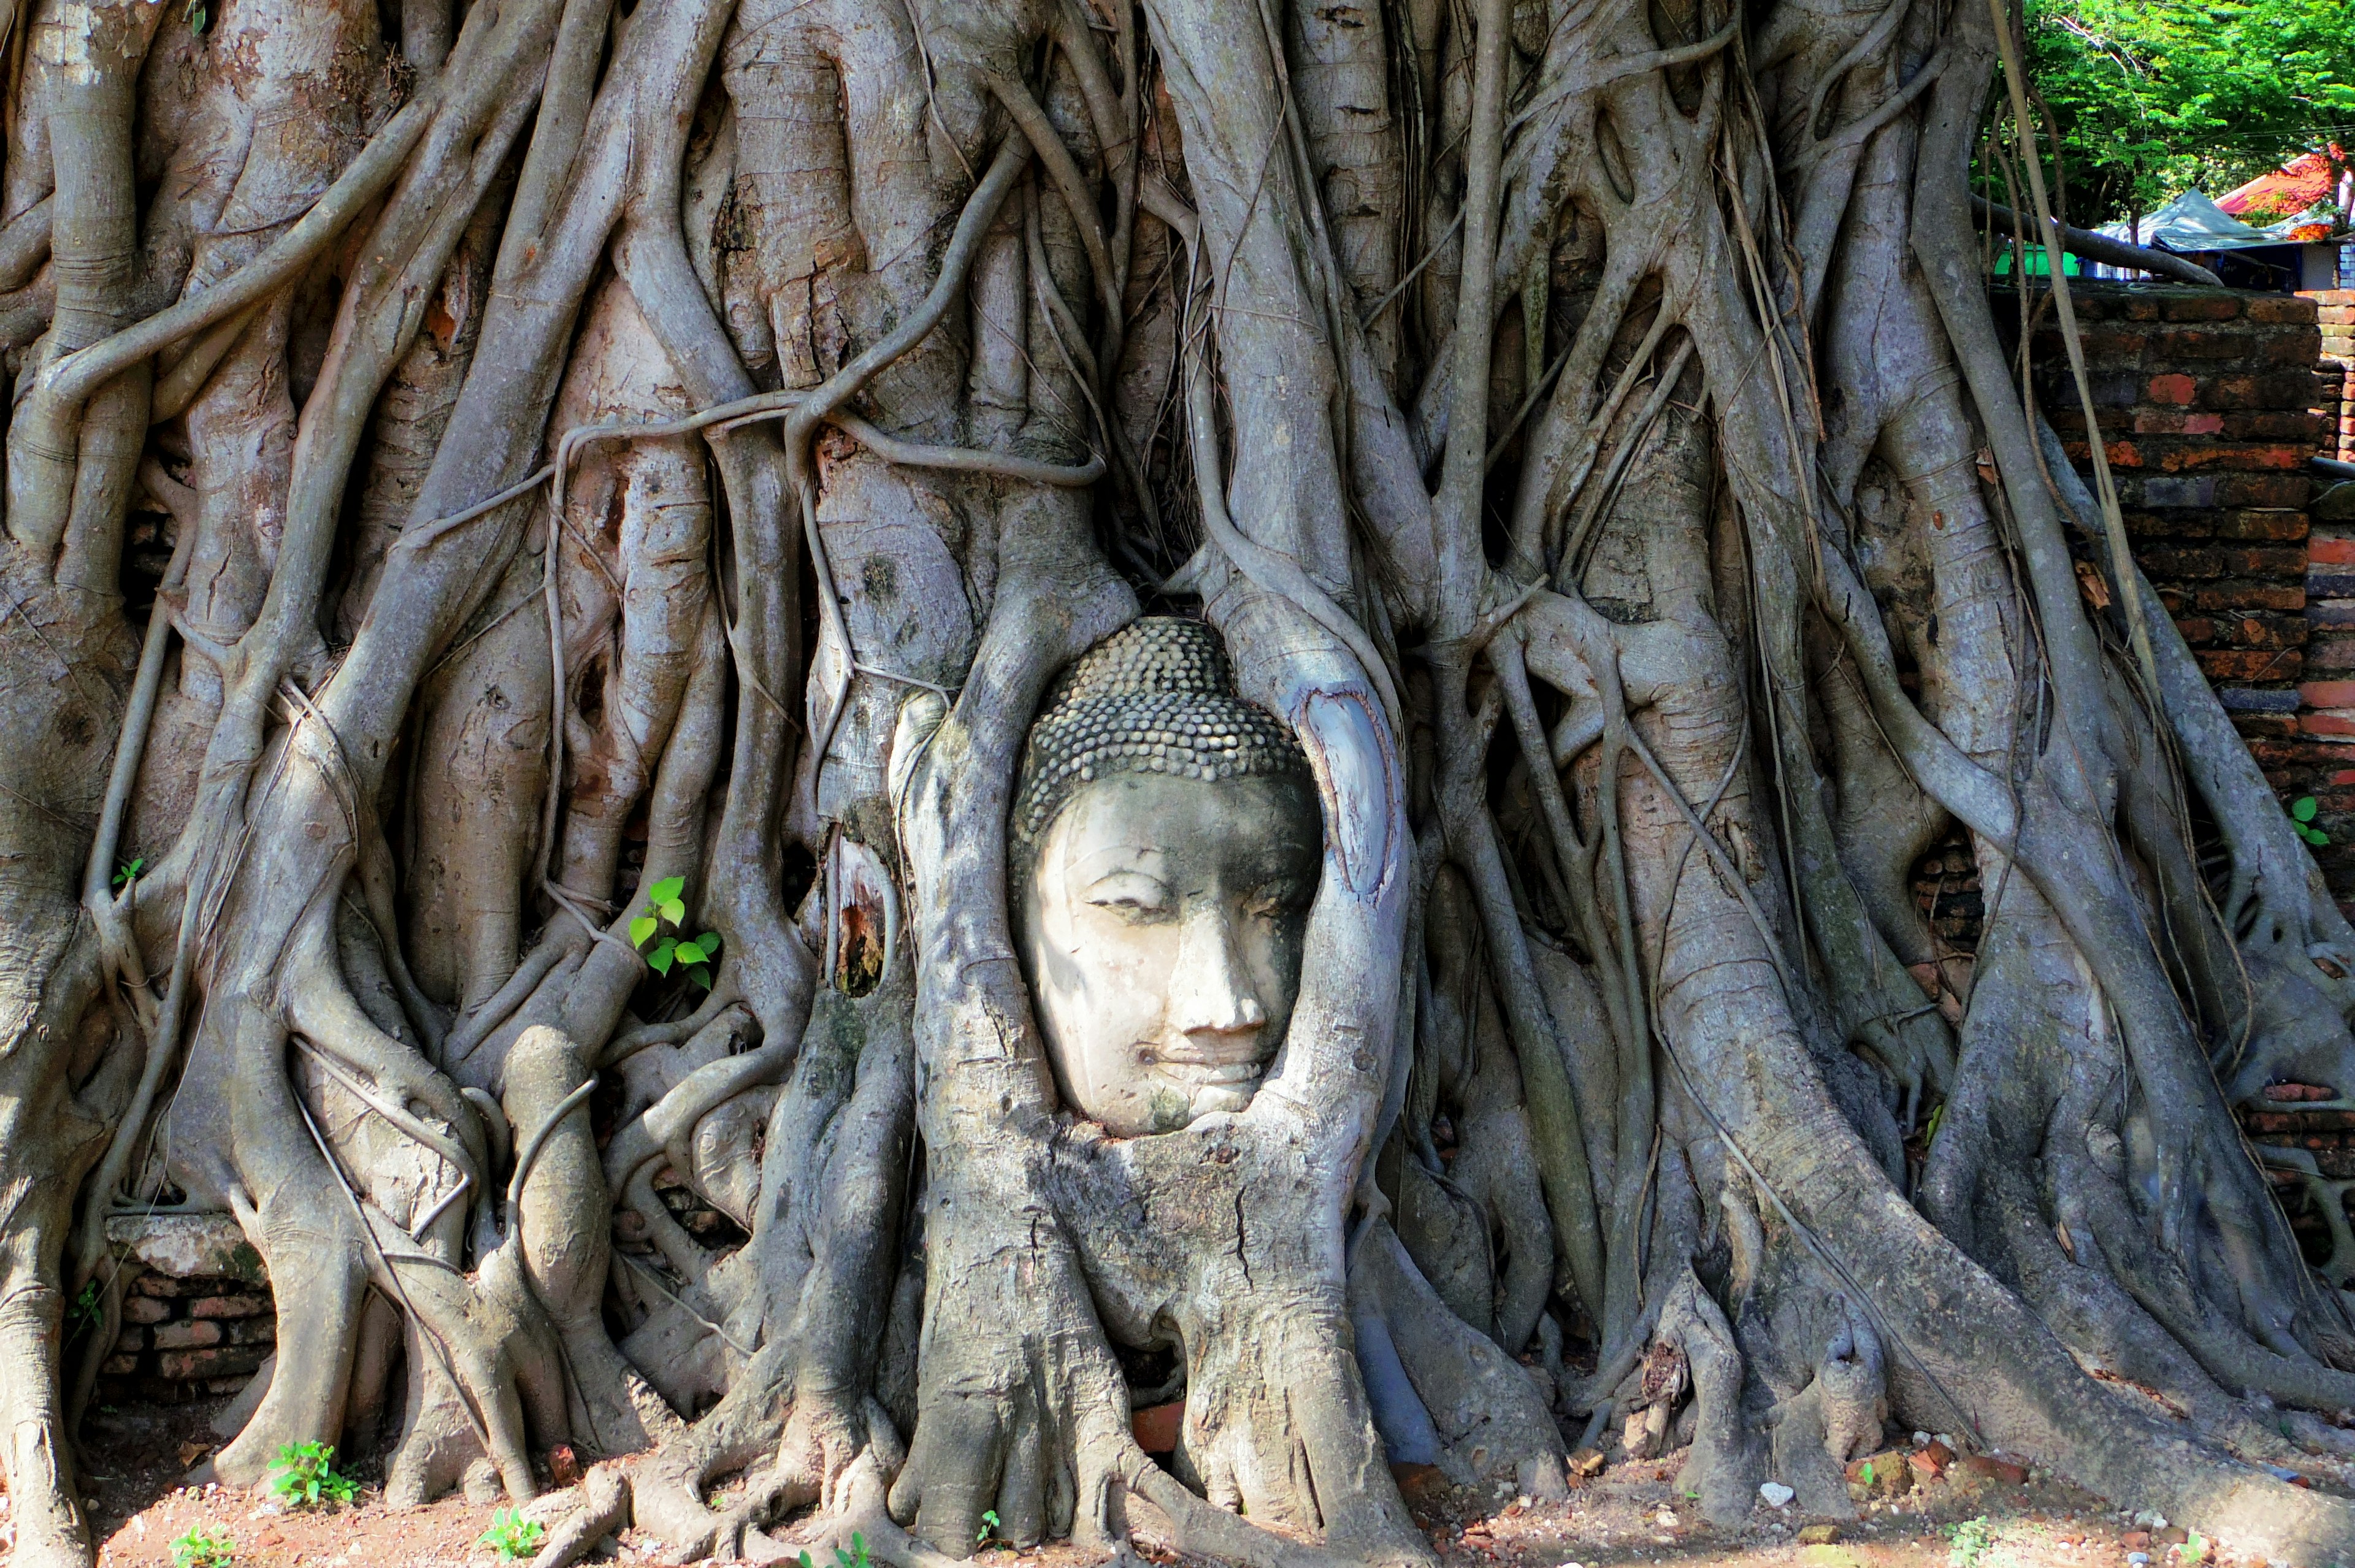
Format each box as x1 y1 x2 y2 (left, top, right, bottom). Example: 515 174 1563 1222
1 1 2351 1566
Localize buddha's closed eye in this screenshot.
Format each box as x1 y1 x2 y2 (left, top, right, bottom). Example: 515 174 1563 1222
1087 870 1173 919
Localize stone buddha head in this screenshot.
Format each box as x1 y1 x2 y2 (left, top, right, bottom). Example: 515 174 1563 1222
1013 619 1323 1136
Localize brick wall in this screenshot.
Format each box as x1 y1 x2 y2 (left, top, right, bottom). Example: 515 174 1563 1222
2003 283 2355 904
2311 288 2355 465
96 1215 274 1404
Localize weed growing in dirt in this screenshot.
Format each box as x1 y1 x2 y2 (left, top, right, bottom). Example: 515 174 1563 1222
267 1441 358 1509
478 1508 546 1561
978 1509 1001 1545
797 1532 871 1568
1948 1515 1997 1568
170 1523 235 1568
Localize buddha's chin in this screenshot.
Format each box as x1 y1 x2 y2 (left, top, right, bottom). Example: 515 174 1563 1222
1095 1061 1268 1135
1154 1060 1265 1125
1187 1080 1257 1119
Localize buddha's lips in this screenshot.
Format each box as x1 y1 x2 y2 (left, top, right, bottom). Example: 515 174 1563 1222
1138 1051 1265 1087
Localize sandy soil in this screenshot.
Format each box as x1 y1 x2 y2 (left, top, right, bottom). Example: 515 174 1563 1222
4 1397 2330 1568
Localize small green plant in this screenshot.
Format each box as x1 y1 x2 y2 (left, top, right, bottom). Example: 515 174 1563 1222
978 1509 1001 1545
478 1508 546 1561
630 875 720 989
2292 797 2330 847
112 855 145 891
797 1533 872 1568
182 0 207 35
66 1279 102 1336
1947 1515 1996 1568
1858 1458 1876 1486
2183 1531 2208 1566
170 1523 236 1568
267 1440 358 1509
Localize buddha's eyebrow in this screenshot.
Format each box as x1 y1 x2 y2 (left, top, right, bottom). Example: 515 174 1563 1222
1068 843 1168 877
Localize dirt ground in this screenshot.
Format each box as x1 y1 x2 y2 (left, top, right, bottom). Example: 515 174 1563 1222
5 1396 2341 1568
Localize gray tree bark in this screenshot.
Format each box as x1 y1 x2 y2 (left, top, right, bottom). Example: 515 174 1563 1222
1 1 2351 1566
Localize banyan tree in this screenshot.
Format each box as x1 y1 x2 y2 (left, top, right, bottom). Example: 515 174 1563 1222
1 0 2351 1563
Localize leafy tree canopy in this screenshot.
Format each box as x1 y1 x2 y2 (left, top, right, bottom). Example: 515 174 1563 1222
2024 0 2355 220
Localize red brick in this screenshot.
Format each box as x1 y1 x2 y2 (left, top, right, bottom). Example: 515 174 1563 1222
155 1345 267 1381
2156 327 2253 360
2183 411 2224 435
121 1296 170 1325
2189 583 2305 611
2146 372 2197 405
2218 511 2308 543
1134 1401 1184 1453
2305 713 2355 736
2145 546 2223 577
2303 682 2355 706
2194 613 2307 651
2266 329 2327 364
2164 443 2305 472
2224 546 2307 573
2223 409 2326 440
2206 372 2325 410
2162 293 2245 322
151 1320 221 1350
2219 475 2311 507
2200 649 2302 679
2234 713 2300 739
2251 294 2320 323
189 1295 268 1321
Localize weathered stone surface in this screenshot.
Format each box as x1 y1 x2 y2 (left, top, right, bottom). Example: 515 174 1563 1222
105 1213 267 1287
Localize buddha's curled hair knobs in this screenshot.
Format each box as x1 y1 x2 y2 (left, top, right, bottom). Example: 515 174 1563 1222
1012 618 1311 848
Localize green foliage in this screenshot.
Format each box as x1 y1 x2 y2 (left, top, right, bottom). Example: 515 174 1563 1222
2292 796 2331 847
267 1440 358 1509
182 0 208 34
2183 1531 2209 1566
171 1524 236 1568
67 1279 102 1336
478 1508 546 1561
1948 1515 1998 1568
1859 1458 1876 1486
2019 0 2355 219
112 855 145 890
979 1509 1001 1544
630 874 719 989
797 1533 873 1568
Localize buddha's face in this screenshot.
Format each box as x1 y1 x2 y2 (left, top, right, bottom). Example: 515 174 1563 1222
1017 769 1322 1136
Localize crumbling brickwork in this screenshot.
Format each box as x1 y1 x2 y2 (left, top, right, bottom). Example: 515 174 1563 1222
2310 287 2355 465
2002 283 2350 904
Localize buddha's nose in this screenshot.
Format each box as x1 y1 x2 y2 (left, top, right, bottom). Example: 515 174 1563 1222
1168 902 1266 1052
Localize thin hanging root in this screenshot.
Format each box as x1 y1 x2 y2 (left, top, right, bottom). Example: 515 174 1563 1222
1174 288 1404 733
36 93 436 413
